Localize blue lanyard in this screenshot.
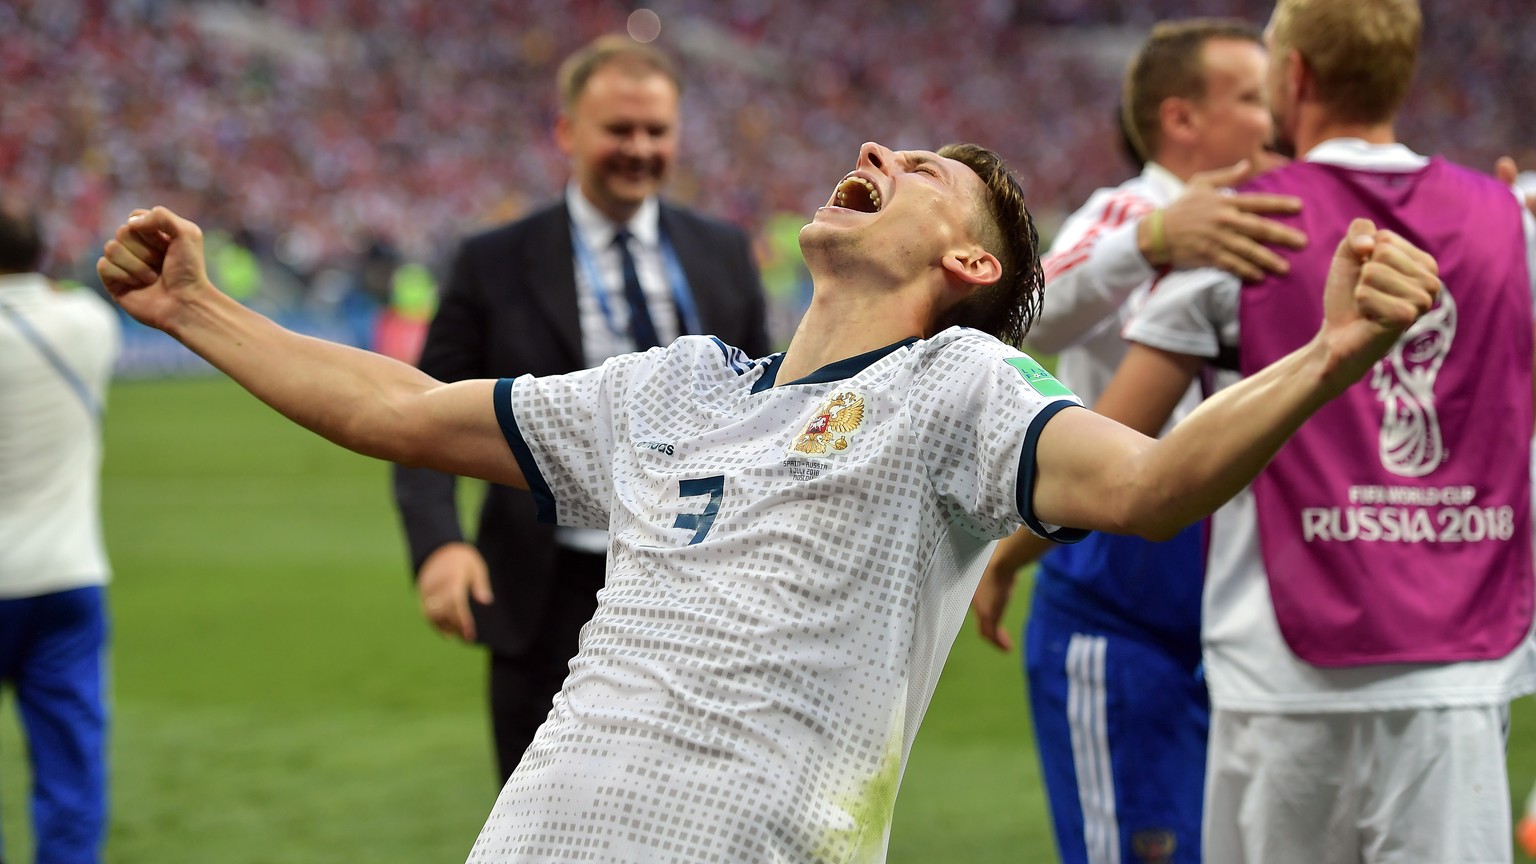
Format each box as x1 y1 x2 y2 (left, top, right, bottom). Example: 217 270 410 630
569 219 700 344
0 300 103 420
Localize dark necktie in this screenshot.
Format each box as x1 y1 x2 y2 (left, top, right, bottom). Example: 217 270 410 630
613 228 659 350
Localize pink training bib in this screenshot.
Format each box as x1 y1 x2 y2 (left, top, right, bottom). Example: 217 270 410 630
1239 158 1533 666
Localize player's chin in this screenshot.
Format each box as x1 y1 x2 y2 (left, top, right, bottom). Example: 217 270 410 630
797 216 862 255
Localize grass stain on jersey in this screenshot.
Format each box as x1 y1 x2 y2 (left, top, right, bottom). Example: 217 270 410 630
815 731 903 861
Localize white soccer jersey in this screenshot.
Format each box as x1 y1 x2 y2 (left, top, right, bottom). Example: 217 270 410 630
1125 139 1536 713
1030 162 1202 422
467 329 1082 863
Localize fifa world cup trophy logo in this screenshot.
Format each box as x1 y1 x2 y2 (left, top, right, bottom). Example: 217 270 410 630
1370 286 1456 477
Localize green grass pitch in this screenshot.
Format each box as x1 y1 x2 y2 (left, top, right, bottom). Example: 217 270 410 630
2 375 1534 861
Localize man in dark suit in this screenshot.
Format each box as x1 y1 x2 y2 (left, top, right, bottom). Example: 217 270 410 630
392 35 769 783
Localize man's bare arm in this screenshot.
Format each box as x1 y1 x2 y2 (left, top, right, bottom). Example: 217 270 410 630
1029 159 1304 355
973 347 1202 651
1140 159 1306 282
1031 219 1439 539
97 207 527 488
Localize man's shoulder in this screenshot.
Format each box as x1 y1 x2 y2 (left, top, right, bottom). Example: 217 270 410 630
1240 155 1496 190
1427 156 1526 198
661 334 763 373
1047 177 1158 251
1069 177 1158 218
460 201 569 252
659 201 749 243
912 328 1020 372
1234 160 1320 194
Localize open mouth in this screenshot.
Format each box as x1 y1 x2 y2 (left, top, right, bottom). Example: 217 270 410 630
832 175 882 213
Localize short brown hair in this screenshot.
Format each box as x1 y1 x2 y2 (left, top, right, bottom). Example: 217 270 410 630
1270 0 1420 125
557 35 682 111
932 143 1042 347
0 192 42 274
1122 19 1263 163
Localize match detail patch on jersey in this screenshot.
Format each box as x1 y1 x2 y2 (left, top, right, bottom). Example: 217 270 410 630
1006 357 1074 398
789 390 866 457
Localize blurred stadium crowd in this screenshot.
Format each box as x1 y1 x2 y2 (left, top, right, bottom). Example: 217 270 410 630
6 0 1535 343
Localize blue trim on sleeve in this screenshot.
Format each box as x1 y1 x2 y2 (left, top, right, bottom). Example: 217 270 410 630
494 377 558 523
1017 400 1091 544
750 353 785 393
709 336 754 375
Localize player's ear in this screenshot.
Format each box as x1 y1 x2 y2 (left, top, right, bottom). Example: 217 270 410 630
554 112 575 156
942 248 1002 287
1160 96 1199 148
1287 48 1312 104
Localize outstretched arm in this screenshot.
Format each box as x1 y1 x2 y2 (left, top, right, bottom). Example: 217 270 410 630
974 336 1207 650
97 207 527 488
1031 218 1439 539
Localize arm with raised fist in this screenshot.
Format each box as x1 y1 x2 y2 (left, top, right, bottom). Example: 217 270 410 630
96 206 526 490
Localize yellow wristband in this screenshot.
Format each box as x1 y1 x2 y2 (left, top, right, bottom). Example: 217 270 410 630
1147 209 1169 265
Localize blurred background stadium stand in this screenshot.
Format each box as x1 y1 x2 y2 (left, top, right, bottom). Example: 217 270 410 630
7 3 1536 861
5 0 1533 364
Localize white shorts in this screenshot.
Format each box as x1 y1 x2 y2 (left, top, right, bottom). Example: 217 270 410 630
1204 705 1511 864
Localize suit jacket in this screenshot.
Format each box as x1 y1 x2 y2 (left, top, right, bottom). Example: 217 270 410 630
392 199 769 657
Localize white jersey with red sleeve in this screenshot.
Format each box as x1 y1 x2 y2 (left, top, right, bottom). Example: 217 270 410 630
1029 161 1200 424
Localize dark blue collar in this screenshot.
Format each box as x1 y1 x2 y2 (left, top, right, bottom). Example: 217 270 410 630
751 338 919 394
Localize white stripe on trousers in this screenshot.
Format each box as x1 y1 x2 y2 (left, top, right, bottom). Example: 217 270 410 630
1067 633 1118 864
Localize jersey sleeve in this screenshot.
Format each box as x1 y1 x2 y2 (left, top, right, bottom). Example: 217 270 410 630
496 350 652 529
1027 188 1157 354
1122 267 1239 359
910 333 1088 543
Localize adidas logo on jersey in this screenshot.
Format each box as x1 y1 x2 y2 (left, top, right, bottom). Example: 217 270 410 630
636 440 676 456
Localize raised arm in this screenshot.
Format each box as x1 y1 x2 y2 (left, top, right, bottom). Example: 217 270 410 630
1030 218 1439 539
97 207 527 489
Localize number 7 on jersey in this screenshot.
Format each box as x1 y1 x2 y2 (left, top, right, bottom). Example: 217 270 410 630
674 475 725 545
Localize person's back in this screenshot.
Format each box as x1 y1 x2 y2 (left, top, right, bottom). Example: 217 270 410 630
0 196 120 864
0 279 119 591
1220 151 1532 674
1118 141 1536 864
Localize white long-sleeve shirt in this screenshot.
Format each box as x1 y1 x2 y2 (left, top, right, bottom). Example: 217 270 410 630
1028 161 1199 426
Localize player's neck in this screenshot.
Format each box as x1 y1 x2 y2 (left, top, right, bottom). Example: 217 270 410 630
1294 110 1396 157
776 279 929 384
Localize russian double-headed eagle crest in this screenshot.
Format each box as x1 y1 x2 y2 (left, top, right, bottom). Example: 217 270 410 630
790 390 866 456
